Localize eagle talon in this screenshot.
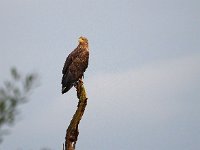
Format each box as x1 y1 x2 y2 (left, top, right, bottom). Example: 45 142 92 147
73 79 83 89
78 78 83 83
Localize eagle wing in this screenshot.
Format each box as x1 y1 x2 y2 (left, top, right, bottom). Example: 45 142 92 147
62 48 79 74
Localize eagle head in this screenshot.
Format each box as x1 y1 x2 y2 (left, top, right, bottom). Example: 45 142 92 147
78 36 88 49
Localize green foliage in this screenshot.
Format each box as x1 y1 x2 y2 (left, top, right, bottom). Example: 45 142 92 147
0 67 38 143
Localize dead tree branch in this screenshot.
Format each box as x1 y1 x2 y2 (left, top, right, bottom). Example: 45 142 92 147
64 80 88 150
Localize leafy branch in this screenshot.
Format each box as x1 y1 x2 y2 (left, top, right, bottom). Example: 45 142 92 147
0 67 38 143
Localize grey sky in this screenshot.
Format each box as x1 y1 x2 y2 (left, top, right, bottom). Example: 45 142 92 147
0 0 200 150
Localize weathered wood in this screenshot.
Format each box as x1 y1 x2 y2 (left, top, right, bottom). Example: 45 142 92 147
65 80 88 150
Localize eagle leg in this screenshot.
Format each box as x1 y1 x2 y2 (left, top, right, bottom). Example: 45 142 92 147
78 77 83 83
73 78 83 89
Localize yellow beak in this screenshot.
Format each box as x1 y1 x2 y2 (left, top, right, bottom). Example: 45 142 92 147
79 38 84 43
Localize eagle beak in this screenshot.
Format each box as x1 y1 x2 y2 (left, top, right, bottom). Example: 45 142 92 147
79 38 84 43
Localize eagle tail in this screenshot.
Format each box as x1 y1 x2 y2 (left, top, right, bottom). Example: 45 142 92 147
61 74 73 94
62 84 73 94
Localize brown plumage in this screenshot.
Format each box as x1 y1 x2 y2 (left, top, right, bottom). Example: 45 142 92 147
61 37 89 94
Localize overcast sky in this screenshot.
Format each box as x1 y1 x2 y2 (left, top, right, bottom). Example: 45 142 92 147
0 0 200 150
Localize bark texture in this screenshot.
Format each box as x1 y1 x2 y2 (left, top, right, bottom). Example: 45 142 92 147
64 80 88 150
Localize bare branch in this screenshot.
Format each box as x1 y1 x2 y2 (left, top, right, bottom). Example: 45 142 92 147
65 80 88 150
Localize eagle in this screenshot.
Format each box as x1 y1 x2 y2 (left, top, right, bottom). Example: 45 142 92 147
61 36 89 94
